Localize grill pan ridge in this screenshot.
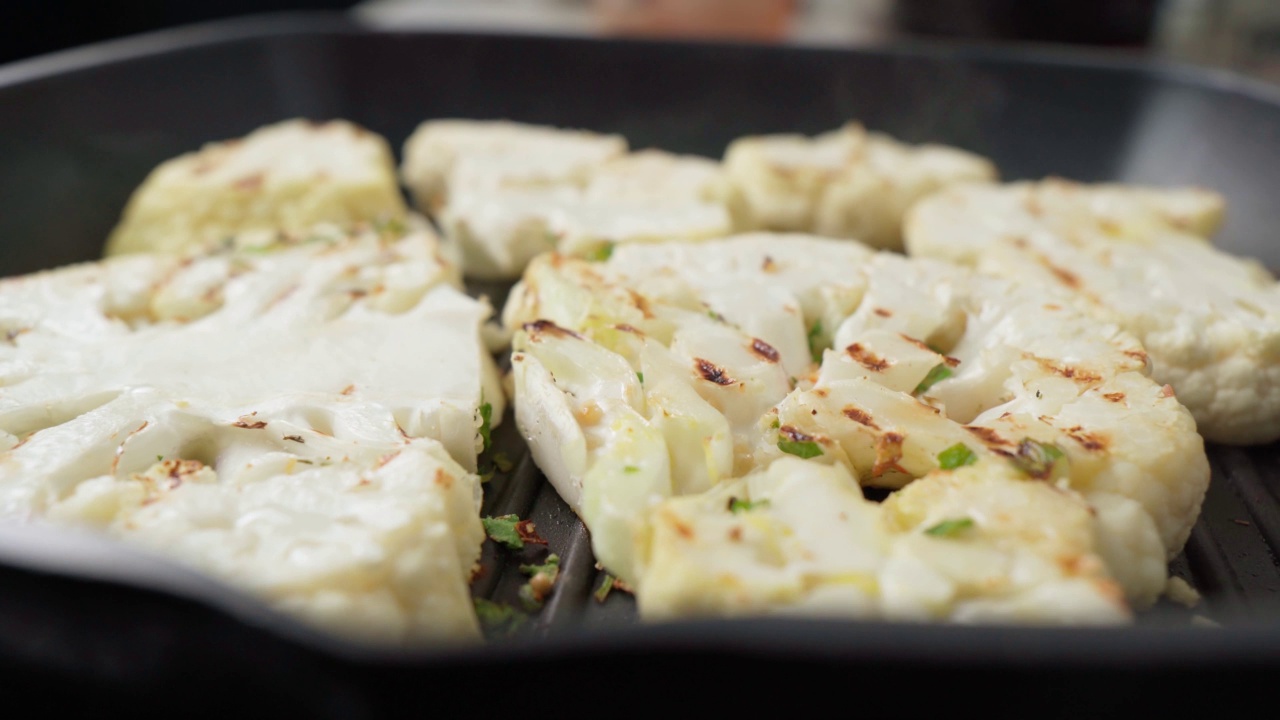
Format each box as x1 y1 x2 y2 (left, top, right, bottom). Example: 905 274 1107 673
3 12 1280 711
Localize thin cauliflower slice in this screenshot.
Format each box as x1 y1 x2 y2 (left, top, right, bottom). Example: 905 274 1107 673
401 120 741 279
0 228 502 642
105 119 408 257
505 234 1209 622
638 457 1131 624
905 179 1277 444
723 123 996 249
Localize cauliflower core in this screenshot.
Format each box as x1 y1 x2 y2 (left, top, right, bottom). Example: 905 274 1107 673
503 234 1208 623
400 120 742 279
0 225 503 643
723 123 997 250
904 179 1279 444
105 119 409 257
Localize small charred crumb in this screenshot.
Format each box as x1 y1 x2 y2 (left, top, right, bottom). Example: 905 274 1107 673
1160 384 1176 398
515 519 548 545
1103 392 1126 403
750 338 780 363
1124 349 1150 365
627 290 655 319
873 307 893 318
845 343 891 372
434 468 454 489
1038 255 1082 289
283 435 305 443
341 384 356 396
728 526 743 542
614 323 643 335
872 432 906 476
761 255 777 273
842 406 880 430
523 319 584 340
964 425 1011 446
779 425 815 443
813 388 829 398
233 419 268 430
469 563 485 583
695 358 734 386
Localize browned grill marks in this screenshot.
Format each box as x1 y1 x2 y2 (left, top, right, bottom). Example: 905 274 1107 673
872 432 905 476
1065 425 1108 452
750 338 780 363
524 319 584 340
873 307 893 318
846 343 891 371
842 406 880 429
964 425 1011 446
779 425 814 443
233 419 267 429
696 358 734 385
1103 392 1126 403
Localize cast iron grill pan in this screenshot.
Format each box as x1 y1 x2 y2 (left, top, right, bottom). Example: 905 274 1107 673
2 14 1280 712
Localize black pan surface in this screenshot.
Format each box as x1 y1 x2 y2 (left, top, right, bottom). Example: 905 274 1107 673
2 13 1279 715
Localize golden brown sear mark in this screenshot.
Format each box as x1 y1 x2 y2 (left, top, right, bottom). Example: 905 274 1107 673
750 338 780 363
842 406 880 430
696 358 734 386
523 319 584 340
779 425 815 443
964 425 1012 446
846 343 891 372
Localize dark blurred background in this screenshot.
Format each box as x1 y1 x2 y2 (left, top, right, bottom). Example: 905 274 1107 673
2 1 1279 84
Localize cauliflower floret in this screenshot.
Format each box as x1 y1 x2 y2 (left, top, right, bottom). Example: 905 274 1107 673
905 179 1277 444
504 234 1209 622
401 120 744 279
724 123 996 249
105 119 408 257
0 227 501 643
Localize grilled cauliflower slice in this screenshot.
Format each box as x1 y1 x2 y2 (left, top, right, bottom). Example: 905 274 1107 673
905 179 1277 444
723 123 996 249
638 457 1131 624
0 226 502 642
505 234 1208 621
105 119 408 257
401 120 742 279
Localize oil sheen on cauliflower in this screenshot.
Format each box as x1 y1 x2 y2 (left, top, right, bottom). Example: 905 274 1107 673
722 123 997 250
0 224 503 644
504 234 1208 624
105 119 409 257
905 179 1278 444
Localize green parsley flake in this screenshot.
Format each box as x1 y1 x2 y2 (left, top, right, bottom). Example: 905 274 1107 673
728 497 771 514
479 401 493 453
1010 438 1068 480
585 243 615 262
156 455 164 462
924 517 975 537
937 443 978 470
778 439 823 459
623 465 640 474
594 574 617 603
482 514 525 550
473 598 527 638
913 364 952 395
636 371 644 384
807 320 825 364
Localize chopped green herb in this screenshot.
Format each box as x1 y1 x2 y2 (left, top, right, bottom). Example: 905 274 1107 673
482 514 525 550
728 497 771 513
478 469 494 484
479 401 493 453
770 417 781 429
1010 438 1068 480
924 517 975 537
473 598 527 638
585 243 615 262
594 574 617 603
623 465 639 474
373 216 407 237
778 439 823 459
518 554 561 610
913 364 953 395
937 443 978 470
156 455 165 463
493 451 514 473
807 320 825 364
636 371 644 384
706 309 727 323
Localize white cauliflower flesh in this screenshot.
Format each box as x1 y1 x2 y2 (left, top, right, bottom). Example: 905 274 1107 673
504 234 1208 623
905 179 1277 444
106 119 409 257
723 123 996 250
0 226 503 644
400 120 740 279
